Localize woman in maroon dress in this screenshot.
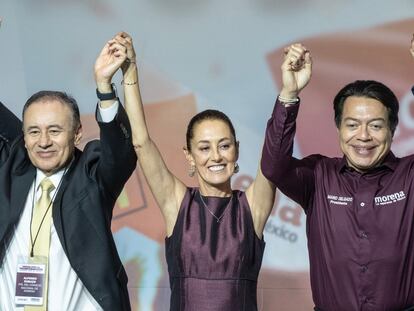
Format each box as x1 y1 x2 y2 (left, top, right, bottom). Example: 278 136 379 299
114 32 277 311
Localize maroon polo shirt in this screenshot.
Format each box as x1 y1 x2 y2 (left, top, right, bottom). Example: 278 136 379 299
261 100 414 311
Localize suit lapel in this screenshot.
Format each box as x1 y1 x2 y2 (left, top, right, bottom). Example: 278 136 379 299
51 149 81 253
10 166 36 224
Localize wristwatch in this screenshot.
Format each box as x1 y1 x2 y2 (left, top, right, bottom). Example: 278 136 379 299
96 83 117 101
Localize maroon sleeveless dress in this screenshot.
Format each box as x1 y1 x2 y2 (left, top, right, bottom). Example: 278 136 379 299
165 187 265 311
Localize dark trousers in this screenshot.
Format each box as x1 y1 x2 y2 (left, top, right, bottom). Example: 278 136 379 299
314 307 414 311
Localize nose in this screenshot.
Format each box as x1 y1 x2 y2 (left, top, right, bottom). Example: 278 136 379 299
357 125 372 141
38 132 52 148
211 146 223 162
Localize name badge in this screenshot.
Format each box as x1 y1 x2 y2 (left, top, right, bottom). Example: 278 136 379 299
15 256 47 306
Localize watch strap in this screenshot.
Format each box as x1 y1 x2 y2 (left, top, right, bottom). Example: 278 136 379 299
96 83 117 101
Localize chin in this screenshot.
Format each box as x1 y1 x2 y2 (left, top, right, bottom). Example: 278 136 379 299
38 168 55 175
353 162 376 171
202 177 230 187
205 178 225 185
36 163 58 173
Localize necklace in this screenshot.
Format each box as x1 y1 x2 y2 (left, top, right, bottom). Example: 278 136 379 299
199 192 233 223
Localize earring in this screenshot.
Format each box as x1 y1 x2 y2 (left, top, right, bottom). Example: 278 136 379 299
188 165 196 177
234 163 239 174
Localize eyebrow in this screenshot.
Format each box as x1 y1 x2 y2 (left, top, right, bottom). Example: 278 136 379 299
343 117 386 123
197 138 233 144
25 124 65 131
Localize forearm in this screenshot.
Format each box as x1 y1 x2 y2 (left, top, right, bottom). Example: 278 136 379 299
123 63 151 147
261 98 299 184
97 103 137 197
122 63 184 210
261 98 322 208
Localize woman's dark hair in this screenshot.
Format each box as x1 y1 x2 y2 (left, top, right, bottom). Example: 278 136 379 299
186 109 236 151
333 80 399 134
22 90 81 131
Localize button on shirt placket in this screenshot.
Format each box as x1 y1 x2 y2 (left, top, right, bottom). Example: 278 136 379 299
355 174 374 309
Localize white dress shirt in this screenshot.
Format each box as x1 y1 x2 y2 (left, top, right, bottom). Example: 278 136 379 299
0 101 119 311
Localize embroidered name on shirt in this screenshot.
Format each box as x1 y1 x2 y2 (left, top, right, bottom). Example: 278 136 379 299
374 191 406 206
327 194 353 206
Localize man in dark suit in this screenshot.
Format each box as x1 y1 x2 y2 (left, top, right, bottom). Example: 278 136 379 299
0 36 136 310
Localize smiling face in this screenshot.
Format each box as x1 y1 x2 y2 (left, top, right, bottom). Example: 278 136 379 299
339 96 392 172
185 119 238 195
23 99 82 176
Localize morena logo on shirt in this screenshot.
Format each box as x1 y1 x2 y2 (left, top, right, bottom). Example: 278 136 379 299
374 191 406 206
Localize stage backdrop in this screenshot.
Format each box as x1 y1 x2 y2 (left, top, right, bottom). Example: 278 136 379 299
1 1 414 310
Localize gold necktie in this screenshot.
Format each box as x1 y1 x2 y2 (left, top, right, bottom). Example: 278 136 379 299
26 177 55 311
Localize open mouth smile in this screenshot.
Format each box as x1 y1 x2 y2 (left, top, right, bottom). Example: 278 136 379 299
208 165 226 172
352 145 376 156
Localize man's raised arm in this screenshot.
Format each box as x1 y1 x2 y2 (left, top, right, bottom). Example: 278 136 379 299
260 44 317 207
0 102 22 162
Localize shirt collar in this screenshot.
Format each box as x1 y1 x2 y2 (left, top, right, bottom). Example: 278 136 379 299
338 151 398 174
34 156 74 190
35 168 66 191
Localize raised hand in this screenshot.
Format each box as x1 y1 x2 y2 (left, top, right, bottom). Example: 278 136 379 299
108 32 138 85
94 37 127 88
280 43 312 100
114 32 136 73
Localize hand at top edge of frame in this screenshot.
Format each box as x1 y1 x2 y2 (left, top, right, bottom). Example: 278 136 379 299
279 43 312 100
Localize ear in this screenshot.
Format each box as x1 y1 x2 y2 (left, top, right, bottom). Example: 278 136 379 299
183 147 194 165
22 125 28 149
390 126 397 139
23 133 27 149
74 124 83 146
235 140 240 160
